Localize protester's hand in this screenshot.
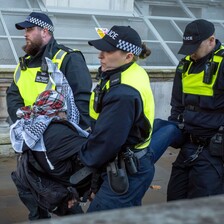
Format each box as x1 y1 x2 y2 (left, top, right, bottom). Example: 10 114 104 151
67 186 79 208
89 192 96 201
68 198 77 208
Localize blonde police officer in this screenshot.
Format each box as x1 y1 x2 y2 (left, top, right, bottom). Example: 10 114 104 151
79 25 155 212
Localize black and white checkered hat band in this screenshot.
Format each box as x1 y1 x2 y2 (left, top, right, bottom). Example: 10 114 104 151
116 39 142 56
26 16 54 32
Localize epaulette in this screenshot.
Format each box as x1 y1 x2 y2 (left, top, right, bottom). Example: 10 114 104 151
58 44 76 53
176 58 190 74
57 44 86 61
110 72 121 88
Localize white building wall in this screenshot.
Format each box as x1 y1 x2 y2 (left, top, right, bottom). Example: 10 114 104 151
151 82 172 119
42 0 134 12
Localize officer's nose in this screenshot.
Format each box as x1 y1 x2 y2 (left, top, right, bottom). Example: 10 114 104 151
24 29 28 38
98 51 104 59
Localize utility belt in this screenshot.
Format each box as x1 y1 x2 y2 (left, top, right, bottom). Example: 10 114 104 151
188 134 211 147
122 147 147 174
185 105 224 114
185 129 224 162
133 148 148 159
184 134 210 163
106 147 148 195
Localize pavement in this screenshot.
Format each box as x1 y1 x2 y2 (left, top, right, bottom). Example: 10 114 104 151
0 147 179 224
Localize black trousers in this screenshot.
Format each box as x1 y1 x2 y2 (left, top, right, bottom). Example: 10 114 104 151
167 142 224 201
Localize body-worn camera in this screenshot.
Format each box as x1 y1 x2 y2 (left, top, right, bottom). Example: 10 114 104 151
203 61 217 84
41 61 48 73
177 60 190 74
93 84 105 113
19 57 27 70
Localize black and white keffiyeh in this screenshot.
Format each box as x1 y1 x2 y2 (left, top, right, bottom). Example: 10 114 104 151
10 59 89 170
46 57 80 125
46 57 89 138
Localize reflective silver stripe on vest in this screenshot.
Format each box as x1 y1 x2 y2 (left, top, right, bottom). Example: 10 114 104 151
54 49 67 69
47 49 66 89
55 50 66 60
45 80 53 90
15 67 21 84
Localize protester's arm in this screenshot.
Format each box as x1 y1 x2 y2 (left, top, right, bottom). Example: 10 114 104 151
29 122 87 182
61 51 92 129
6 81 24 123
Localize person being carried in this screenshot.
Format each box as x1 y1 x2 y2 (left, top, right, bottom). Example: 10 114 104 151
148 118 184 163
10 89 94 220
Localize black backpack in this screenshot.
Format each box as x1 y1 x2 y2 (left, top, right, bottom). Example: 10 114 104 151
11 152 79 216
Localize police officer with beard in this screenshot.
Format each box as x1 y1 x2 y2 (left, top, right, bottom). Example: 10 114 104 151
7 12 92 130
6 12 92 220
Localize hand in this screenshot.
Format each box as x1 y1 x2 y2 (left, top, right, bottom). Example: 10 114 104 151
68 198 77 208
89 192 96 201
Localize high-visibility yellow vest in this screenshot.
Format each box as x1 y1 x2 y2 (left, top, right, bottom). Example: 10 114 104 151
14 49 75 106
182 46 224 96
89 62 155 149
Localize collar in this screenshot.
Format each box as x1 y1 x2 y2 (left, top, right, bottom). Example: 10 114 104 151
190 39 221 64
97 62 134 81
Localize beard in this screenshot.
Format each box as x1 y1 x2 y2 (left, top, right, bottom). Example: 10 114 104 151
22 38 43 56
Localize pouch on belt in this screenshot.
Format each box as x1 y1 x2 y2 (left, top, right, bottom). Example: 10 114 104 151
209 126 224 159
107 156 129 195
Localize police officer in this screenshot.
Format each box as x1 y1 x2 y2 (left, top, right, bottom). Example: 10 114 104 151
7 12 92 130
167 19 224 200
6 12 92 220
79 25 155 212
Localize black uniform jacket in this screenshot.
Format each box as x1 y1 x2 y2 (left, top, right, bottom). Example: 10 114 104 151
169 40 224 137
79 63 149 169
7 38 92 129
25 120 87 186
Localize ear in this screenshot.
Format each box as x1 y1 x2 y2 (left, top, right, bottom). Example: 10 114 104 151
125 52 134 62
209 35 215 44
42 28 49 38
